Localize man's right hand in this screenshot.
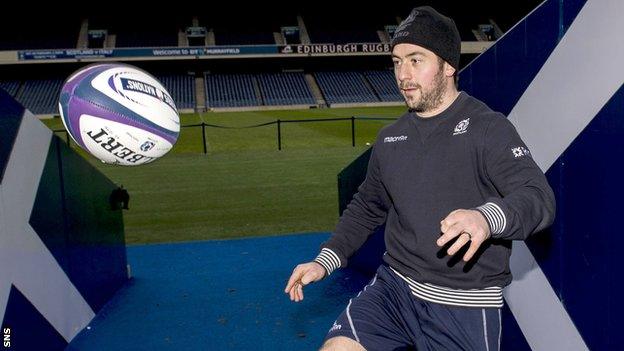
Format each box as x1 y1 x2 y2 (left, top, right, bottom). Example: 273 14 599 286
284 262 326 302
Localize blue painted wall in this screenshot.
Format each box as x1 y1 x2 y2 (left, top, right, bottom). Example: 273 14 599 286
0 91 129 350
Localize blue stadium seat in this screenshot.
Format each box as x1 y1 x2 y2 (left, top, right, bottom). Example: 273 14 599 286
15 79 63 114
0 80 21 97
156 74 196 110
314 72 379 104
204 73 259 108
256 72 315 106
363 70 403 102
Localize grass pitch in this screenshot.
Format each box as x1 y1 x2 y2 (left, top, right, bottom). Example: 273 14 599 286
43 106 405 243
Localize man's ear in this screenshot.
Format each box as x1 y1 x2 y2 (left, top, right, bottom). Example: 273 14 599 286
444 62 456 78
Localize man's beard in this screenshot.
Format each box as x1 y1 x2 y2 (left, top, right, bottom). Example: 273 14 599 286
403 66 447 113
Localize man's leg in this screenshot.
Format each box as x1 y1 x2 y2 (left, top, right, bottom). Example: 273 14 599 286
319 336 366 351
413 297 502 351
321 265 417 351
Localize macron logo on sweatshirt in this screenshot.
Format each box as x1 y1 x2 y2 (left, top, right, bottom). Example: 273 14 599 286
384 135 408 143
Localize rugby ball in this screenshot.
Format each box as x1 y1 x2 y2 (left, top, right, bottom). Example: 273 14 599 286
58 63 180 166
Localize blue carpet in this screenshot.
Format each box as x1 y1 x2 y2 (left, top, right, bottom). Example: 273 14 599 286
66 233 371 350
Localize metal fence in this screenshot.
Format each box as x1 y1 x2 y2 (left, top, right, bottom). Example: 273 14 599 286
53 116 397 152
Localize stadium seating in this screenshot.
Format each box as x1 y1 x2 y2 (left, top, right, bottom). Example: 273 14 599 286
15 79 63 114
215 31 275 46
363 70 402 102
256 72 315 106
115 30 178 48
206 12 283 46
12 69 405 114
0 17 79 50
113 24 179 48
91 15 182 48
156 74 196 110
0 80 21 97
307 27 380 44
304 12 386 44
7 74 195 114
314 72 379 104
204 73 259 108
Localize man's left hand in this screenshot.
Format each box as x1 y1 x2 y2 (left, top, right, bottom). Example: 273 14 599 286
437 209 490 262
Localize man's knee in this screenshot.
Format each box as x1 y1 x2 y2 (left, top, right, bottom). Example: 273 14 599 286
319 336 366 351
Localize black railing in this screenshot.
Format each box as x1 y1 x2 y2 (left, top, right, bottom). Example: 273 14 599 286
53 116 397 152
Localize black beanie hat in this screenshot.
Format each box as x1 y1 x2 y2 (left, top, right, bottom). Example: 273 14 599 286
391 6 461 70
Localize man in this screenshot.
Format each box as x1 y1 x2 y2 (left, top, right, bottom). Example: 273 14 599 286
284 6 555 351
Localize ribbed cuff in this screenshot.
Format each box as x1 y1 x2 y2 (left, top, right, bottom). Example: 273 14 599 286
314 248 341 276
475 202 507 237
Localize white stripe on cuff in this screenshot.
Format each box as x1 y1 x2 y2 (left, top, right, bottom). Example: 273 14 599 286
477 202 507 236
314 248 341 276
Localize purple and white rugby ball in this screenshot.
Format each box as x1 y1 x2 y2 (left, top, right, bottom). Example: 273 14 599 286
59 63 180 166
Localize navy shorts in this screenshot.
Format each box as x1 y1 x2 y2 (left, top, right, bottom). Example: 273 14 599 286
324 265 501 351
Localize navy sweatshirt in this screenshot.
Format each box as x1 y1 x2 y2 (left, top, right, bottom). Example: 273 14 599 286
314 92 555 307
